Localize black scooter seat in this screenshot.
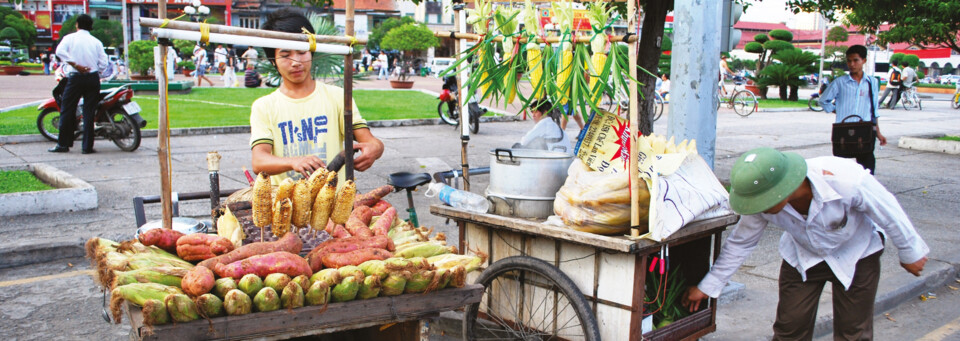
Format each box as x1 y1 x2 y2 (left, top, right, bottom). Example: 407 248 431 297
388 172 432 191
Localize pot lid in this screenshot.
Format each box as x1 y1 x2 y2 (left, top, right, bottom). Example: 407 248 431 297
137 217 208 237
489 148 574 159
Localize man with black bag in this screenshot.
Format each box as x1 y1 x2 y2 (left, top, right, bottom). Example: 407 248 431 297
819 45 887 174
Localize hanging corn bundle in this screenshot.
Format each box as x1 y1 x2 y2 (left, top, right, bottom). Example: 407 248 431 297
586 2 613 108
494 6 522 104
553 1 575 105
465 0 495 100
522 0 546 101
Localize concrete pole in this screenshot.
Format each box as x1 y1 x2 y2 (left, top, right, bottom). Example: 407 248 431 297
818 14 825 88
668 0 721 168
122 0 129 79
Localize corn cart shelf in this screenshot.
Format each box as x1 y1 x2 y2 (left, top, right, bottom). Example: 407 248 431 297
431 205 739 341
126 284 483 341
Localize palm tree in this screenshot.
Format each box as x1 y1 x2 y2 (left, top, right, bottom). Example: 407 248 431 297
255 13 345 87
772 49 819 101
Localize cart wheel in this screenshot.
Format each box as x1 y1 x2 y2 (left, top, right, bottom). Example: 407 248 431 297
463 256 601 341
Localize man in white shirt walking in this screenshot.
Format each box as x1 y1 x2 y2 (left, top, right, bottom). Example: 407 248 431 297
50 14 108 154
683 147 929 341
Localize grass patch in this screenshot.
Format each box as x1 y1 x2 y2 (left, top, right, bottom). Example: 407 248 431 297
0 170 54 194
938 135 960 141
758 98 810 109
0 88 440 135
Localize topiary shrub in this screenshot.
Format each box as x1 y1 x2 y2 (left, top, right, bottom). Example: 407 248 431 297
744 42 764 54
128 40 158 76
768 29 793 42
889 53 905 67
753 33 769 44
380 23 439 82
903 54 920 68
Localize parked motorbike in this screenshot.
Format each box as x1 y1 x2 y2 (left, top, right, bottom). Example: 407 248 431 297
437 75 487 134
37 85 146 151
952 82 960 109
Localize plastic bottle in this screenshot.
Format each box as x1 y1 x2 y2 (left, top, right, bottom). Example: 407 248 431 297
424 182 490 214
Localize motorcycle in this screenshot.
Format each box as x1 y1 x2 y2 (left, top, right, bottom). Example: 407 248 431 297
808 92 823 112
37 84 146 151
437 75 487 134
952 82 960 110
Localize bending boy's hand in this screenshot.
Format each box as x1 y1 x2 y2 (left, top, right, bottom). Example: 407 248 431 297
901 257 927 277
682 286 709 313
353 141 384 172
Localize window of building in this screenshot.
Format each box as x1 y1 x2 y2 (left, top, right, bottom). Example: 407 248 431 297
238 16 259 29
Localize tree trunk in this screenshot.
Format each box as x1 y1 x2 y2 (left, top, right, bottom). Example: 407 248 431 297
789 85 799 101
636 0 670 136
758 86 769 99
779 85 788 100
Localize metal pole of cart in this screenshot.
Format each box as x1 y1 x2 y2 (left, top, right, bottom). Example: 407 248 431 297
455 0 470 191
628 0 641 234
344 0 356 181
157 0 174 230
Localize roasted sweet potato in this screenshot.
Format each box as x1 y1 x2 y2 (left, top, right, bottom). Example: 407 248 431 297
354 185 394 208
321 248 393 268
344 216 373 238
351 205 376 225
198 232 302 270
369 200 393 216
306 235 395 272
371 207 397 236
138 228 185 254
181 266 215 297
176 233 235 261
214 251 313 279
331 224 352 239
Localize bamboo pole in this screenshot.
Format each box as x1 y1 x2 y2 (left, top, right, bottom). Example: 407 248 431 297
455 3 470 191
140 18 368 45
157 0 173 230
432 31 638 44
344 0 355 180
627 0 641 234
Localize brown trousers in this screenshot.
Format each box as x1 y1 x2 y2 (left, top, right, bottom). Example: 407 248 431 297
773 249 883 341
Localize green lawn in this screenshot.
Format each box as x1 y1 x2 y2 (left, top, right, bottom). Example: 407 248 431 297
758 98 810 109
0 170 54 193
938 135 960 141
0 88 440 135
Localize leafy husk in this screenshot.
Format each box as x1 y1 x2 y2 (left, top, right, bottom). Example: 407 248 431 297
253 287 281 312
281 282 305 310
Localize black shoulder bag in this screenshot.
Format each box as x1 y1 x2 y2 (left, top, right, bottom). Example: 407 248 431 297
831 79 877 157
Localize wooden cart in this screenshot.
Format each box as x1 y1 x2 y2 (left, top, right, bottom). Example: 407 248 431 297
126 284 482 341
432 205 738 341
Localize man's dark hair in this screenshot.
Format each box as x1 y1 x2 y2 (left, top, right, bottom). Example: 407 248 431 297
77 14 93 31
260 8 313 66
530 98 552 114
846 45 867 59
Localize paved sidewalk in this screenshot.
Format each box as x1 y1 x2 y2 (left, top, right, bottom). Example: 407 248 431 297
1 83 958 339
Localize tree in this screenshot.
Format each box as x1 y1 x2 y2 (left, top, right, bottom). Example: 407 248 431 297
59 15 79 40
773 48 819 100
2 13 35 49
943 63 955 75
367 16 416 51
823 25 848 67
91 20 122 47
127 40 157 76
889 53 905 67
786 0 960 55
380 23 439 81
826 25 848 43
902 54 920 68
658 35 672 76
1 26 21 63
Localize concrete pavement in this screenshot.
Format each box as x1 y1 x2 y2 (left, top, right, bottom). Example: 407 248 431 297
1 77 959 340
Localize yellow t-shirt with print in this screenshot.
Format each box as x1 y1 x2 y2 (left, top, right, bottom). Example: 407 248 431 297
249 83 367 185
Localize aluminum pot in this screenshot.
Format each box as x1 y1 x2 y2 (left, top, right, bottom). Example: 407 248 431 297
487 148 574 218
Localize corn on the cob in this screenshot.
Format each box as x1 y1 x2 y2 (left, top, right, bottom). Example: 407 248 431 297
307 168 328 199
275 178 295 205
495 7 520 104
554 1 575 104
330 180 357 225
426 253 487 273
310 172 337 230
557 48 573 104
252 172 273 228
110 282 183 323
291 179 313 228
587 2 612 107
394 242 456 258
522 0 545 99
272 198 292 237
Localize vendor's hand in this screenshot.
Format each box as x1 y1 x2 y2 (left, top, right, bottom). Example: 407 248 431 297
681 286 709 313
73 64 90 73
877 130 888 146
290 155 326 178
353 141 384 172
901 257 927 277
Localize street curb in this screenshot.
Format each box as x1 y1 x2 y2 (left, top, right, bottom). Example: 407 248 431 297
0 100 44 113
0 116 523 145
0 241 85 269
757 107 809 113
898 136 960 155
0 163 98 216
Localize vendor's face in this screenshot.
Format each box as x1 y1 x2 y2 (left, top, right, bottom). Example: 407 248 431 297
275 49 313 84
532 110 544 121
846 53 865 75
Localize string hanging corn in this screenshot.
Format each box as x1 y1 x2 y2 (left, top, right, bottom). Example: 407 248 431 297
466 0 493 98
587 2 613 107
252 172 273 229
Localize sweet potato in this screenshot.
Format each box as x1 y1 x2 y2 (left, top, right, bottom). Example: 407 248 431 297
331 224 352 239
181 266 215 297
344 216 373 238
351 205 376 225
371 207 397 236
214 251 313 279
138 228 185 254
369 200 393 216
306 236 396 271
198 232 302 271
354 185 394 208
321 248 393 268
176 233 235 261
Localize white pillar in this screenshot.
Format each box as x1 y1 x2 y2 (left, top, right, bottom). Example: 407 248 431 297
668 0 721 167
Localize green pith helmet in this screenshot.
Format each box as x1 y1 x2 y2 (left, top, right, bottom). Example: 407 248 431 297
728 148 807 215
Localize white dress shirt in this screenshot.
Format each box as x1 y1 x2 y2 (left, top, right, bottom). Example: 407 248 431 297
819 74 880 124
698 157 929 298
55 29 108 74
519 118 572 154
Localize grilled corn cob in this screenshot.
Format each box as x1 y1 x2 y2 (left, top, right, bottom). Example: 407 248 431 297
310 172 337 230
272 198 293 237
291 179 313 228
252 172 273 228
307 168 328 199
330 180 357 225
275 178 295 206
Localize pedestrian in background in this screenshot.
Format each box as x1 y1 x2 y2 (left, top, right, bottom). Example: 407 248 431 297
49 14 108 154
377 50 389 80
683 147 928 341
222 45 238 87
818 45 886 174
41 52 51 75
193 44 214 87
879 63 901 109
241 46 258 69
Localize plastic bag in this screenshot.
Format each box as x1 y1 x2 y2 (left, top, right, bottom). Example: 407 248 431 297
553 160 649 235
637 135 732 241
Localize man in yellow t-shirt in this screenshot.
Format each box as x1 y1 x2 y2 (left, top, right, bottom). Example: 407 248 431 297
249 9 384 185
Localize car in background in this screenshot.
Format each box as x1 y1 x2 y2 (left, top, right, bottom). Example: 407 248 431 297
939 75 960 84
429 57 455 78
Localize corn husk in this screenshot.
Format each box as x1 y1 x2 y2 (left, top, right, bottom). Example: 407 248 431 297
394 242 456 258
381 271 410 296
111 266 188 289
164 293 200 322
331 276 361 302
310 269 342 288
357 275 382 300
426 253 487 273
110 283 183 323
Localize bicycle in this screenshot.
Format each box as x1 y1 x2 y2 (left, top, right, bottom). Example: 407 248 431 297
716 81 758 117
437 76 488 134
899 86 922 111
599 86 664 121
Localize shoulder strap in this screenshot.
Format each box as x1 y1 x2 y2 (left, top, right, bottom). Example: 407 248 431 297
868 78 876 124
